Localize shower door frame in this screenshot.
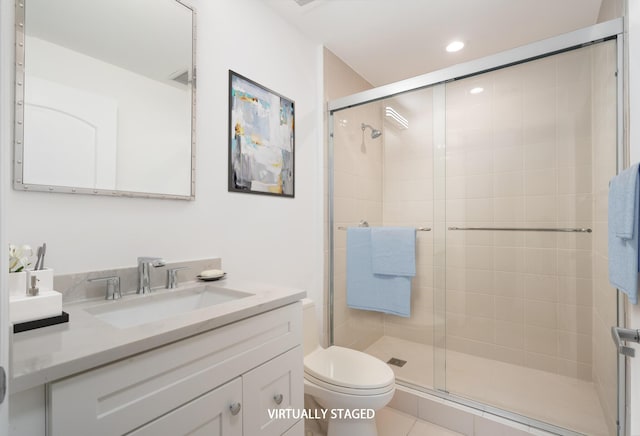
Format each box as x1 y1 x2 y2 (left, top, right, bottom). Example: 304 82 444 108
327 18 628 436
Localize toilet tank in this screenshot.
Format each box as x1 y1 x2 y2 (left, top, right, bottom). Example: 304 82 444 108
302 298 319 356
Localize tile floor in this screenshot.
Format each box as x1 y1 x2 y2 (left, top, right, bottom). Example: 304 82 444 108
365 336 609 436
377 408 463 436
304 407 462 436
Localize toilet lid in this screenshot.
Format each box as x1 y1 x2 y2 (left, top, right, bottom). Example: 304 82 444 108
304 346 395 390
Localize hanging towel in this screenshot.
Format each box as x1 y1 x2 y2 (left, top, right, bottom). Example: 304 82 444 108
608 163 640 304
371 227 417 276
346 228 411 317
612 163 640 239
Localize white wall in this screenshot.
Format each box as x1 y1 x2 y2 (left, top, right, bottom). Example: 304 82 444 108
24 36 191 195
627 1 640 434
3 0 324 315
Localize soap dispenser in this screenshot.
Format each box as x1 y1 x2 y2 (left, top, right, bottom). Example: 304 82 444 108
27 275 39 297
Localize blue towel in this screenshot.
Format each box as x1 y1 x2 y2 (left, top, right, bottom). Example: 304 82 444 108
347 228 411 317
608 163 640 304
613 163 640 239
371 227 416 276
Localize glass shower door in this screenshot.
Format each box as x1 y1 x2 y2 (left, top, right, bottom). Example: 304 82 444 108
439 40 618 435
330 87 440 393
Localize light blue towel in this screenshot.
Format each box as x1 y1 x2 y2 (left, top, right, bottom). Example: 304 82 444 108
371 227 416 276
346 228 411 317
613 163 640 239
608 163 640 304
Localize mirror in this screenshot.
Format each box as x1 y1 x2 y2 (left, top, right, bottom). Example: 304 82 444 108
14 0 195 199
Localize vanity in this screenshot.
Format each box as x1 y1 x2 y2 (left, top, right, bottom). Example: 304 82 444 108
9 0 306 433
9 278 306 436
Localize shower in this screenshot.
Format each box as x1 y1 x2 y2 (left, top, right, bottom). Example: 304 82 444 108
361 123 382 139
329 33 622 436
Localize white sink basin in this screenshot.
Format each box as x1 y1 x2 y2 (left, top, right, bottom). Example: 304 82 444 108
85 285 253 329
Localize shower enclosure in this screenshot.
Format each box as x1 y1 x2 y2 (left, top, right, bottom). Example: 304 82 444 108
328 20 624 436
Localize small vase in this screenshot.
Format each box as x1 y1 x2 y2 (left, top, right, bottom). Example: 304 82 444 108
9 271 27 297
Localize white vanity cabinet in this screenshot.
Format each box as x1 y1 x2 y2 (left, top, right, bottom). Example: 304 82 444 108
46 302 303 436
128 378 243 436
243 345 303 435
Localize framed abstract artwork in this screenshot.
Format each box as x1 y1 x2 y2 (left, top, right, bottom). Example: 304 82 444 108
228 70 295 197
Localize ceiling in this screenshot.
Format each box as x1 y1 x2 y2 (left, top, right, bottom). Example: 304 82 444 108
265 0 605 87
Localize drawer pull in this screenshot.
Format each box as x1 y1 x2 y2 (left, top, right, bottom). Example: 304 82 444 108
273 394 283 405
229 402 242 416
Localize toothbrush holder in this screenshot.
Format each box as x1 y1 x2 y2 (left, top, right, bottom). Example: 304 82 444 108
27 267 54 291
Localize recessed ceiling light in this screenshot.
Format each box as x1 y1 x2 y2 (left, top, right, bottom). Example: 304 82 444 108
470 87 484 94
446 41 465 53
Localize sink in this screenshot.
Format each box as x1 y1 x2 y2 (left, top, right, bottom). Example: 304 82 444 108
85 285 253 329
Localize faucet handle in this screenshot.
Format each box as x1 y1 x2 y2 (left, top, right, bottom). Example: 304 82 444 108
88 276 122 300
137 257 166 267
166 267 190 289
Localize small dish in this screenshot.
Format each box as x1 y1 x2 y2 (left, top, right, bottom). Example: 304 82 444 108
197 273 227 282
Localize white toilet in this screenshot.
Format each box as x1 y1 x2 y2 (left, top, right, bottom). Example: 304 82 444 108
302 299 395 436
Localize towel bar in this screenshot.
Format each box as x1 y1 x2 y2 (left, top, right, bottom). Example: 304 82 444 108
447 226 592 233
338 226 431 231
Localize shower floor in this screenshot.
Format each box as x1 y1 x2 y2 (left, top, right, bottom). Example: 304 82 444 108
365 336 609 436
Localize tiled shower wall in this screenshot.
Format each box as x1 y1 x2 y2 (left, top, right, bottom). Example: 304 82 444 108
324 48 385 350
377 44 618 392
332 102 386 350
381 89 436 344
441 46 597 380
591 40 618 436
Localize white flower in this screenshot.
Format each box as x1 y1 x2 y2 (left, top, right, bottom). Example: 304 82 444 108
9 244 33 273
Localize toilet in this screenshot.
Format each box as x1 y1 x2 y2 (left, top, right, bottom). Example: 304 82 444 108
302 299 395 436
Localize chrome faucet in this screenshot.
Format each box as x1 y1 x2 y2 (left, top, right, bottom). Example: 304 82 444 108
166 266 190 289
137 257 166 294
88 276 122 300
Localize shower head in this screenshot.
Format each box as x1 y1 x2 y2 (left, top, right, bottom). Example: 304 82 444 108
361 123 382 139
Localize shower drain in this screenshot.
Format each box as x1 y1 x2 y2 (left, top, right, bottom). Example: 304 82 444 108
387 357 407 367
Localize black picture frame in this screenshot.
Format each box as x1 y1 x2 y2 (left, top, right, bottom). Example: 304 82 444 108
228 70 295 197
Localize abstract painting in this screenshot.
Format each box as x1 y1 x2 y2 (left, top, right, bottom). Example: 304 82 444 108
228 71 295 197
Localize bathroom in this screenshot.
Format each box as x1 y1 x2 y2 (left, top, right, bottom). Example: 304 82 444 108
1 0 640 435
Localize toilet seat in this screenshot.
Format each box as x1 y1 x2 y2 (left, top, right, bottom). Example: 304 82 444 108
304 346 395 396
304 372 395 396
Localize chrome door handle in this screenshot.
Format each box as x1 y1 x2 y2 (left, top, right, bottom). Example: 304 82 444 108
273 393 283 405
611 326 640 357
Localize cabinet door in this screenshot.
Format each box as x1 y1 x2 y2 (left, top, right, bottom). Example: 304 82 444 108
128 377 242 436
242 346 303 436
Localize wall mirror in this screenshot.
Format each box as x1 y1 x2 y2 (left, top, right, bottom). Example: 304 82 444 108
14 0 195 199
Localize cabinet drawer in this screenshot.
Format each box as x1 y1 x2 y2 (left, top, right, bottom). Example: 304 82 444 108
242 346 303 436
48 302 301 436
128 378 242 436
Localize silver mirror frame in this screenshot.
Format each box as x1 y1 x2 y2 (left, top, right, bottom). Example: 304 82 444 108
13 0 197 200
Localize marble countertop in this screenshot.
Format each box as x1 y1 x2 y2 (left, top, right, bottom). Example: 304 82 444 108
10 278 305 394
